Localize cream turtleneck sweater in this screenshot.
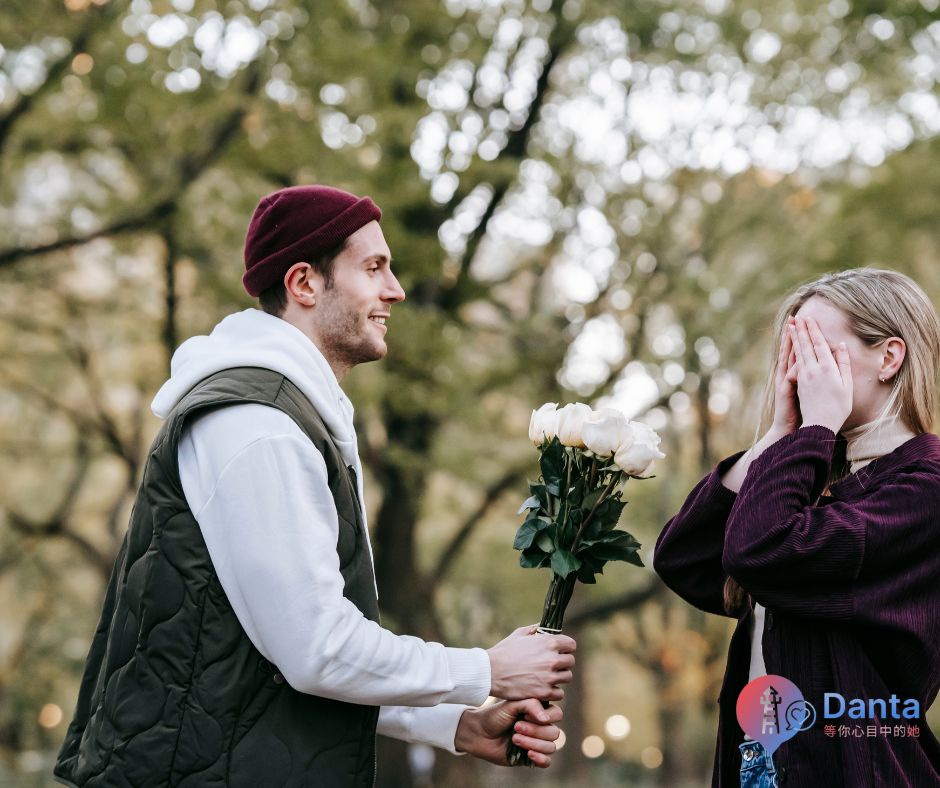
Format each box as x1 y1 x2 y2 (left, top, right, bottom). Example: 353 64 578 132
746 415 917 685
842 413 917 473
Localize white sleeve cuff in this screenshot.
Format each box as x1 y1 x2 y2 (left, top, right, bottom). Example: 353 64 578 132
443 647 491 707
377 704 471 755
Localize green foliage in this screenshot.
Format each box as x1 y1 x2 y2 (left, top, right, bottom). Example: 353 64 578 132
514 437 645 586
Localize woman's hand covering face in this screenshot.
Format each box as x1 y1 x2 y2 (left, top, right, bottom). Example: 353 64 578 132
788 314 854 433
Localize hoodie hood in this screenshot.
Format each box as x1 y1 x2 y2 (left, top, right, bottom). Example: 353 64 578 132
151 308 360 470
151 307 376 594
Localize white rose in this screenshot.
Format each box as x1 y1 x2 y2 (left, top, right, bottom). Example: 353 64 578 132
582 407 633 458
614 420 665 476
528 402 559 445
555 403 593 448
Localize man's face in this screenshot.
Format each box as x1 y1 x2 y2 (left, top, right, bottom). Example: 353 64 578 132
309 221 406 374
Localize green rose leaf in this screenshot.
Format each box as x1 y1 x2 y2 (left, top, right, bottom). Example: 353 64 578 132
528 483 548 507
550 549 582 578
558 519 576 548
587 541 644 566
578 552 607 573
520 547 550 568
576 564 597 584
568 477 585 508
535 531 554 553
608 497 628 522
622 550 645 567
513 521 539 550
597 529 641 549
581 486 605 512
579 516 605 544
594 498 627 531
516 495 541 516
539 438 565 486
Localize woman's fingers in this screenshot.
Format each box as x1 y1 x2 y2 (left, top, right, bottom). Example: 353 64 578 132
794 316 818 364
786 348 798 383
789 323 805 368
805 317 835 366
835 342 853 390
777 325 793 382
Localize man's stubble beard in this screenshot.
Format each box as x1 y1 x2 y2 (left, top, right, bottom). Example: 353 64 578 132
316 299 386 370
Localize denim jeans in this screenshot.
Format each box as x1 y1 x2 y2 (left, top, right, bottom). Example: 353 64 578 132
739 740 777 788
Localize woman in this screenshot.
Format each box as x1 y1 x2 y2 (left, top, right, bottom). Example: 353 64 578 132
653 268 940 787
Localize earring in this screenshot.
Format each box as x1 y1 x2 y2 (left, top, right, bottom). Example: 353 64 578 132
879 375 886 383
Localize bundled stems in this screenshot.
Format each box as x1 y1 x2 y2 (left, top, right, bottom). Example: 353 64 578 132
539 572 577 631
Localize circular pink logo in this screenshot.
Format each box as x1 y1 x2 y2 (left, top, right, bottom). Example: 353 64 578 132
736 674 815 755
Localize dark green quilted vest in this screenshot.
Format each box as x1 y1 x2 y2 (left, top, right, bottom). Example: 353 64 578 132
55 367 381 787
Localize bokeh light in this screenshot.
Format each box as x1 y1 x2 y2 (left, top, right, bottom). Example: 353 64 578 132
38 703 63 728
605 713 631 739
71 53 93 75
581 734 605 758
641 745 664 768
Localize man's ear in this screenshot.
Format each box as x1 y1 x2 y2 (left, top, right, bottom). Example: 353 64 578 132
284 262 318 307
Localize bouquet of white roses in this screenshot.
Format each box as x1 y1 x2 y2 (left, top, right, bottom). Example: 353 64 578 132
507 402 664 765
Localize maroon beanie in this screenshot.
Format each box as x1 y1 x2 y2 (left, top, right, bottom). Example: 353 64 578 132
242 185 382 297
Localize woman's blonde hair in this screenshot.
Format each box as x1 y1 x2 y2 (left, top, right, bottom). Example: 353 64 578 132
724 267 940 615
756 267 940 440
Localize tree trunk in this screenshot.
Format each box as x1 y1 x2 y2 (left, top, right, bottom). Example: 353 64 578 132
372 412 441 785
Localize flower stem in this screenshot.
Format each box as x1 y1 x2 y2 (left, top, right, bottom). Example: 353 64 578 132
571 471 621 553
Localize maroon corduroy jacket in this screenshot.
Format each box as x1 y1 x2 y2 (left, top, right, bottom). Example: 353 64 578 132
654 425 940 787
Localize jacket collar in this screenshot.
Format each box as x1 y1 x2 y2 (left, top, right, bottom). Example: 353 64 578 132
828 432 940 499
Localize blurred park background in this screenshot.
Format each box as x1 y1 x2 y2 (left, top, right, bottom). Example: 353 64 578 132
1 0 939 785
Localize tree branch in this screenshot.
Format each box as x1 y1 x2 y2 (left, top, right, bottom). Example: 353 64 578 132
3 440 113 577
564 577 664 628
6 512 111 577
0 3 120 157
431 462 531 588
0 59 264 270
438 14 577 310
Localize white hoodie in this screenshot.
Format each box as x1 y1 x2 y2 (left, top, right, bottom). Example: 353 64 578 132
151 309 491 753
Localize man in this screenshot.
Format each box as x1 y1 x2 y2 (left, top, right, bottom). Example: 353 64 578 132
55 185 575 787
